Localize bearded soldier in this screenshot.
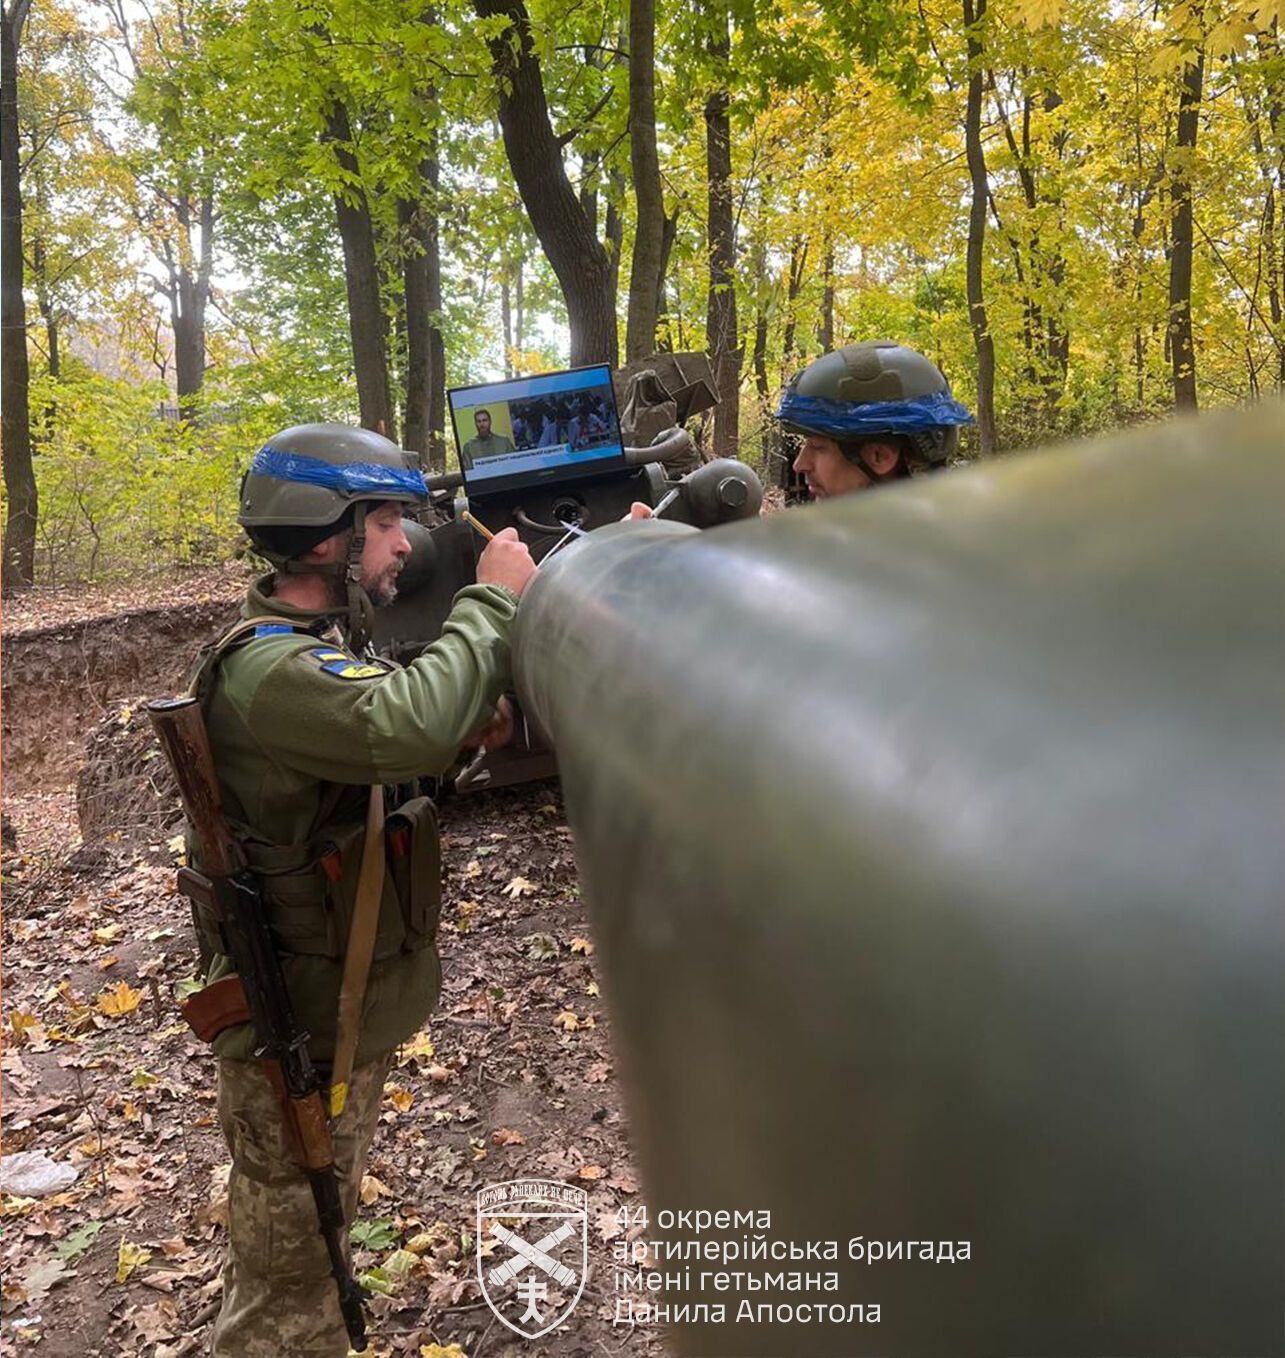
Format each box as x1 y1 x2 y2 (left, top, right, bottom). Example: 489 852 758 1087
181 423 535 1354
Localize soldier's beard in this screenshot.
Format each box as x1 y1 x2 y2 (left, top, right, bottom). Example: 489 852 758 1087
361 563 401 608
326 562 400 610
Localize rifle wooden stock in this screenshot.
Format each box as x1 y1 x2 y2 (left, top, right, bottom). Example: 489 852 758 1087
147 696 244 878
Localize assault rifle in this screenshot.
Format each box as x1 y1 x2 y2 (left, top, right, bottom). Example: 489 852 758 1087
146 697 369 1352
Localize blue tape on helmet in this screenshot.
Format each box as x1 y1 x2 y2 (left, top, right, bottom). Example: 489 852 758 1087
775 389 974 438
250 447 428 500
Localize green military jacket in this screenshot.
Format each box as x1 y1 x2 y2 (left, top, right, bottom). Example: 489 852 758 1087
196 574 518 1064
462 432 516 460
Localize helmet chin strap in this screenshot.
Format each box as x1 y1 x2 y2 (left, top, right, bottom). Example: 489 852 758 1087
343 502 375 655
256 505 375 652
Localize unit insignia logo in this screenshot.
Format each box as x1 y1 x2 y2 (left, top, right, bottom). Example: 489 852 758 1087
476 1179 588 1338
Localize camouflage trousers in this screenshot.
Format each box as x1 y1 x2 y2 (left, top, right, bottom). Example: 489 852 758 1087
211 1052 392 1357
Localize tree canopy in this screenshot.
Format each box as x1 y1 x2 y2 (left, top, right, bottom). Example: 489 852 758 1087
3 0 1280 583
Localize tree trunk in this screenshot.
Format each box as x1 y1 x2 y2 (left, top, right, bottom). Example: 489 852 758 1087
782 231 807 376
1168 45 1204 413
170 187 213 421
817 241 835 352
1 0 36 591
325 100 394 436
963 0 996 456
500 276 513 375
704 16 739 457
654 207 679 350
475 0 618 367
400 64 446 473
625 0 664 361
605 163 625 303
515 257 524 355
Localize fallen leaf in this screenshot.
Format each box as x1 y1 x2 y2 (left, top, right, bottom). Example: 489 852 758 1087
398 1031 435 1065
569 936 595 955
97 982 144 1018
491 1126 525 1146
382 1248 420 1280
420 1345 468 1358
18 1256 69 1302
578 1165 606 1181
116 1239 152 1283
585 1061 612 1083
586 980 600 997
129 1298 180 1344
54 1220 104 1261
386 1086 415 1113
359 1174 391 1206
93 924 124 945
503 875 537 899
349 1218 398 1251
553 1011 580 1031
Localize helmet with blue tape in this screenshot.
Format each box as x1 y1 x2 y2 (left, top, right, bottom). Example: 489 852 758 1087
238 423 429 648
239 423 427 554
776 341 972 473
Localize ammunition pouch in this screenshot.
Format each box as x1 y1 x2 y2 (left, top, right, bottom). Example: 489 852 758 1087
189 796 441 975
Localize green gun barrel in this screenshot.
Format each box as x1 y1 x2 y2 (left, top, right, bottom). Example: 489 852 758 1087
513 403 1284 1355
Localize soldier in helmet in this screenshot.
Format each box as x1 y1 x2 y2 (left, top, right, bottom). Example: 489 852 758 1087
775 340 973 500
187 423 535 1354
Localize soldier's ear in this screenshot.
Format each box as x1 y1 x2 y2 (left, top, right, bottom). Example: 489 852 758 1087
301 528 350 566
864 441 903 476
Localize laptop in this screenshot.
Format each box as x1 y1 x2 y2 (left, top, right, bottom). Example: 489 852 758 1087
447 363 625 497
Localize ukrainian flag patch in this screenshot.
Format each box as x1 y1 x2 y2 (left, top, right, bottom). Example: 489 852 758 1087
306 647 386 680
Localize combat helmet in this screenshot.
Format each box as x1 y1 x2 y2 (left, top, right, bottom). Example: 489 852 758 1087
775 341 973 479
239 423 428 648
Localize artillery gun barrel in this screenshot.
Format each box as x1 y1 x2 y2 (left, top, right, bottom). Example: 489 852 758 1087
512 403 1284 1355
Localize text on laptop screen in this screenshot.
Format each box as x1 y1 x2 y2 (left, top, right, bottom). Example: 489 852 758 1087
448 365 625 495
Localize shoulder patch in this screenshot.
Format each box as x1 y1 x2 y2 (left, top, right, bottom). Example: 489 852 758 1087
253 623 299 637
302 646 389 681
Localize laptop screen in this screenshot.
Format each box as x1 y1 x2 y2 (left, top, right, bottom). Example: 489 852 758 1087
448 364 625 496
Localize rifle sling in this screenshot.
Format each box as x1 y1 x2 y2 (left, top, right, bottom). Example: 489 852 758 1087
328 783 386 1119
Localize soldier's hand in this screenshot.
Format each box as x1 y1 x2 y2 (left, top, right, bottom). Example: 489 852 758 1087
477 528 537 598
464 696 515 751
623 502 653 521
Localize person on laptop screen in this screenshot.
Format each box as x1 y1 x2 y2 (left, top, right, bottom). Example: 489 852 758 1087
463 408 515 461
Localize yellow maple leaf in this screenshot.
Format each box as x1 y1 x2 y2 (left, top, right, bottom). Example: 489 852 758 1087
398 1030 435 1065
93 923 124 945
1014 0 1063 28
586 980 600 997
420 1345 468 1358
569 936 595 955
502 875 537 899
578 1165 606 1181
386 1086 415 1113
491 1126 525 1146
116 1240 152 1284
97 982 144 1017
553 1011 580 1031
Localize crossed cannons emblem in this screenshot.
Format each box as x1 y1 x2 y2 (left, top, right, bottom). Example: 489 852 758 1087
477 1180 588 1338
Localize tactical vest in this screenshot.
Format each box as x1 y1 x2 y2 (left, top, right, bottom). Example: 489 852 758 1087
184 618 442 1057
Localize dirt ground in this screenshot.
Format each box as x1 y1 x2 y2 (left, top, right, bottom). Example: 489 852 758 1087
1 574 667 1358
